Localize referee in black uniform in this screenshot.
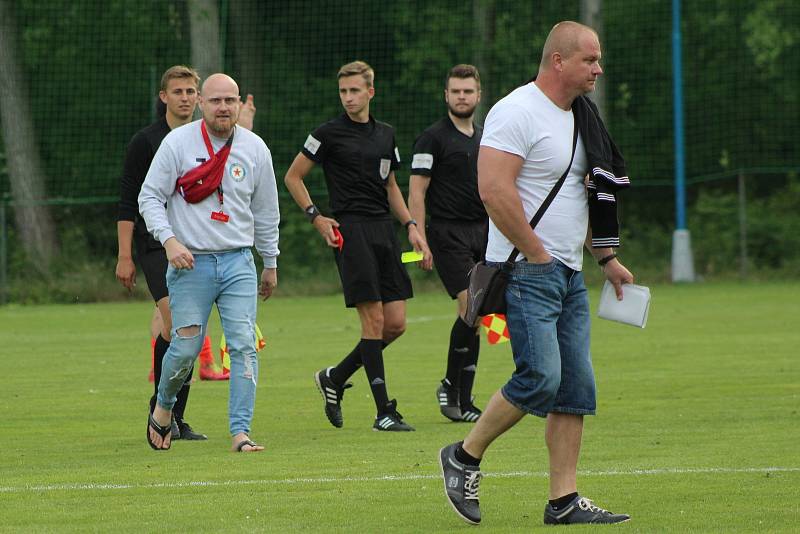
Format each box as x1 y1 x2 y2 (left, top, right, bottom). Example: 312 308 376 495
408 64 487 423
115 65 207 440
285 60 432 432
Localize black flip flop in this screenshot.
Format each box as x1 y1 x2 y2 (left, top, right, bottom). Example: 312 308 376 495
235 439 262 452
147 413 172 451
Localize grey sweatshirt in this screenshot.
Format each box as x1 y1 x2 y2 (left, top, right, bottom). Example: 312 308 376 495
138 120 280 268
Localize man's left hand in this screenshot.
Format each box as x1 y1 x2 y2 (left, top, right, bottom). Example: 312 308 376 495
603 258 634 300
408 225 433 271
259 267 277 300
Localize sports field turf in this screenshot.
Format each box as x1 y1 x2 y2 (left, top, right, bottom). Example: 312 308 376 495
1 281 798 532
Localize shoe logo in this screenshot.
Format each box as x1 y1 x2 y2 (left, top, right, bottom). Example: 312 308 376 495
448 476 459 489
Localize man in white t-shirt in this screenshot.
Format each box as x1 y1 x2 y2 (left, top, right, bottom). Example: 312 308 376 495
439 21 633 526
139 73 280 453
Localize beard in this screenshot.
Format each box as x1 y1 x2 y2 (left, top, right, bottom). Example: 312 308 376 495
206 114 237 136
448 102 477 119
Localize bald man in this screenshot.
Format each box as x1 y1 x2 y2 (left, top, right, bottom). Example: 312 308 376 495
439 22 632 525
139 73 280 452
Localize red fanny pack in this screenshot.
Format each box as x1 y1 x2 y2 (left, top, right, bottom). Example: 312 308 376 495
175 121 234 203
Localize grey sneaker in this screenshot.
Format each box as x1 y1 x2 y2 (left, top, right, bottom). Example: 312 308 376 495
543 495 630 525
439 442 482 525
436 380 462 421
314 367 352 428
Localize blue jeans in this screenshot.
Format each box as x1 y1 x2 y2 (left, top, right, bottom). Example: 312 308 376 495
157 248 259 436
499 259 596 418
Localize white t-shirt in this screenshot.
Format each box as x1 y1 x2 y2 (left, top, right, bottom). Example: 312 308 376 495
138 120 280 267
481 82 588 271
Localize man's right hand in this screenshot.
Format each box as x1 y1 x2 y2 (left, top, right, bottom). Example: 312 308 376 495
526 250 553 264
164 237 195 269
312 215 341 248
115 257 136 291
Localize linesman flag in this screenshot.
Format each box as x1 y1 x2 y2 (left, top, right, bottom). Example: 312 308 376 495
481 313 510 345
220 324 267 373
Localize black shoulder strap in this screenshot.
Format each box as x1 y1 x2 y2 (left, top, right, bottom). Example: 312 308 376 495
504 113 579 266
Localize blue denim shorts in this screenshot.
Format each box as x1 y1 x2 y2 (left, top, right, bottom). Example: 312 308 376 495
497 258 596 417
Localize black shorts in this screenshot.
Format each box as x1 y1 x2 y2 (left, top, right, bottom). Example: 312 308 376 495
427 219 488 299
334 215 413 308
135 234 168 302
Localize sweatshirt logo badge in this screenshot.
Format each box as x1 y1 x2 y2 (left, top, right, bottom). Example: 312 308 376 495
229 162 246 182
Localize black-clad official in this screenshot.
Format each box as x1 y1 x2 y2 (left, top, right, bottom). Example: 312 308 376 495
408 64 487 424
284 60 432 432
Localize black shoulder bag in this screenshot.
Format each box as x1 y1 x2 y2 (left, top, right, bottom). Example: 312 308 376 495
464 115 579 326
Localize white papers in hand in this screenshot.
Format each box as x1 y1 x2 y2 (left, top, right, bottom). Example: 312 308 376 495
597 280 651 328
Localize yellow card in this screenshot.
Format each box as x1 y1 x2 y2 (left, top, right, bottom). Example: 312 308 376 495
401 251 424 263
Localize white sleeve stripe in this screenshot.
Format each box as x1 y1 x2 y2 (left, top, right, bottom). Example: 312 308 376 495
304 134 321 155
411 153 434 169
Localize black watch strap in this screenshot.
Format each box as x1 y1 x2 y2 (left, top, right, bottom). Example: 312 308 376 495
598 253 617 266
304 204 321 223
404 219 417 228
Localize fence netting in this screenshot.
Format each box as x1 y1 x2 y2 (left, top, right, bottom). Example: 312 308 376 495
1 0 797 201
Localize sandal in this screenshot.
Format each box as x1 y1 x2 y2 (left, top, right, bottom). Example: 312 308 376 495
234 439 263 452
147 412 172 451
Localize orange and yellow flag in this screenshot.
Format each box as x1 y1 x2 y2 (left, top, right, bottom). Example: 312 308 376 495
220 324 267 373
481 313 510 344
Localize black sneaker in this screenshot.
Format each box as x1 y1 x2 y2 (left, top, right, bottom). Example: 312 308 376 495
373 399 415 431
170 416 181 439
436 379 462 421
175 419 208 440
543 495 630 525
314 367 352 428
459 404 482 422
439 442 482 525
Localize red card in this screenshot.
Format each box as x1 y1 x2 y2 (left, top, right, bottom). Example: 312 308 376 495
211 211 230 223
333 228 344 251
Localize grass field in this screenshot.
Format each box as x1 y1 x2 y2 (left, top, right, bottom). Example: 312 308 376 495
1 282 798 532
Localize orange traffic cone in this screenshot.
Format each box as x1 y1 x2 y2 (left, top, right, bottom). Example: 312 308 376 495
148 337 155 382
199 335 228 380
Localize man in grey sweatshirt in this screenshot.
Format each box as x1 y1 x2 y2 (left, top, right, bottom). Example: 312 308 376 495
139 73 280 452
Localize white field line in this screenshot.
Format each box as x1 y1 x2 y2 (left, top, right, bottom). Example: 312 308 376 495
1 466 797 494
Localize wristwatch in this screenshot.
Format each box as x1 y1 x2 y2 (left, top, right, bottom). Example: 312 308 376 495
304 204 321 223
404 219 418 229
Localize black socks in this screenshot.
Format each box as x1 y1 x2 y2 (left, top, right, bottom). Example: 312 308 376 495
445 317 475 385
550 492 579 511
173 365 193 422
445 316 480 406
455 442 481 467
359 338 389 412
329 342 363 386
459 331 480 409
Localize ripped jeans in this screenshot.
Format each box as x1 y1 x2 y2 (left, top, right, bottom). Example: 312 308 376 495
158 248 259 436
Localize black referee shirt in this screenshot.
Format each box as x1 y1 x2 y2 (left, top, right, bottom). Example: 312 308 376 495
302 113 400 218
117 117 170 245
411 116 485 222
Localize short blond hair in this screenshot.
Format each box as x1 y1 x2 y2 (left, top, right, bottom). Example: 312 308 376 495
337 61 374 87
160 65 200 92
